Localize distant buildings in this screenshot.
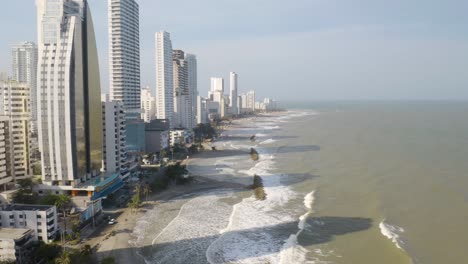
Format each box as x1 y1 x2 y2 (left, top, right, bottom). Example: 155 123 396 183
109 0 141 117
11 42 37 123
155 31 174 127
0 81 31 181
140 87 156 123
37 0 103 186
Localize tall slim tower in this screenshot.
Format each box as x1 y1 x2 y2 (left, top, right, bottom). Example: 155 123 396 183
185 53 197 128
108 0 140 117
155 31 174 127
11 42 37 121
37 0 103 185
172 50 191 129
229 72 238 115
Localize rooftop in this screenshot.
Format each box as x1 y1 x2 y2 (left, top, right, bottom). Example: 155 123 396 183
2 204 54 211
0 228 33 240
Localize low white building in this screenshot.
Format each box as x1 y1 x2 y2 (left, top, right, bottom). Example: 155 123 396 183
170 129 194 146
0 204 58 243
0 228 34 264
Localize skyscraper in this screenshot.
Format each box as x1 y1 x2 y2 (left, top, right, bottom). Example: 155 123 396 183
229 72 238 115
108 0 140 116
172 50 190 129
37 0 102 185
185 53 197 128
11 42 37 122
155 31 174 127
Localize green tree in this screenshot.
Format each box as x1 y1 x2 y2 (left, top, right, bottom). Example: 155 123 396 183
101 256 116 264
55 250 71 264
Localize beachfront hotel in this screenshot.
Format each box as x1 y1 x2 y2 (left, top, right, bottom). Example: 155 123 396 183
108 0 141 118
155 31 174 127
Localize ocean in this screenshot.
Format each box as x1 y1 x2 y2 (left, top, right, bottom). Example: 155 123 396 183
132 102 468 264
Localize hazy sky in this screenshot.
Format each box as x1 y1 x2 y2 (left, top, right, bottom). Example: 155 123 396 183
1 0 467 101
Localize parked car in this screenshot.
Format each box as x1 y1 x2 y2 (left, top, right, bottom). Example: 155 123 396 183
108 219 117 225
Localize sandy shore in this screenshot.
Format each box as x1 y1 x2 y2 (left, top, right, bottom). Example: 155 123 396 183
93 116 260 263
94 152 248 264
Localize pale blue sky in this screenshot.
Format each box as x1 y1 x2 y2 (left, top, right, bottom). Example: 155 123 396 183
1 0 467 100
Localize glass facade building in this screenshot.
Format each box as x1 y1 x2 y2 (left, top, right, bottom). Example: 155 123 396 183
37 0 102 186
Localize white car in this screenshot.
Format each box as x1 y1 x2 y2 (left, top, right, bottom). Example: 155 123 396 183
108 219 117 225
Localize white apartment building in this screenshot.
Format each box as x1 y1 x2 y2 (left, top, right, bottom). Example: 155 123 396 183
37 0 103 186
0 204 58 243
0 228 34 264
245 90 256 111
229 72 238 115
185 54 198 128
108 0 141 116
0 81 30 181
140 87 156 123
155 31 174 127
11 42 37 122
102 96 127 176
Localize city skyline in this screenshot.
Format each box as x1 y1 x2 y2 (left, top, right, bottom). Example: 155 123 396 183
1 0 467 101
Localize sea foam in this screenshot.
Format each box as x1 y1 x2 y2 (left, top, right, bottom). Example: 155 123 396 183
379 220 405 250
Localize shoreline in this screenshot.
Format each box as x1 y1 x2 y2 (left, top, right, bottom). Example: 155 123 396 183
94 152 249 264
93 114 275 263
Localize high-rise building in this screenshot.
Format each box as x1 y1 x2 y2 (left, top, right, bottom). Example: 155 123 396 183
210 77 224 103
37 0 103 186
155 31 174 127
229 72 238 115
172 50 192 129
140 87 156 123
246 90 256 111
11 42 37 122
101 96 127 176
185 53 197 128
108 0 140 116
0 81 31 181
0 116 11 187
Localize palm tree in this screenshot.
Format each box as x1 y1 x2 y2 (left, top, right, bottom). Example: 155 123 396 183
55 195 70 245
143 184 151 201
134 184 141 198
54 250 71 264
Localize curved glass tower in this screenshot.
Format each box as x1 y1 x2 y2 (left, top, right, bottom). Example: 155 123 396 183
37 0 102 186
